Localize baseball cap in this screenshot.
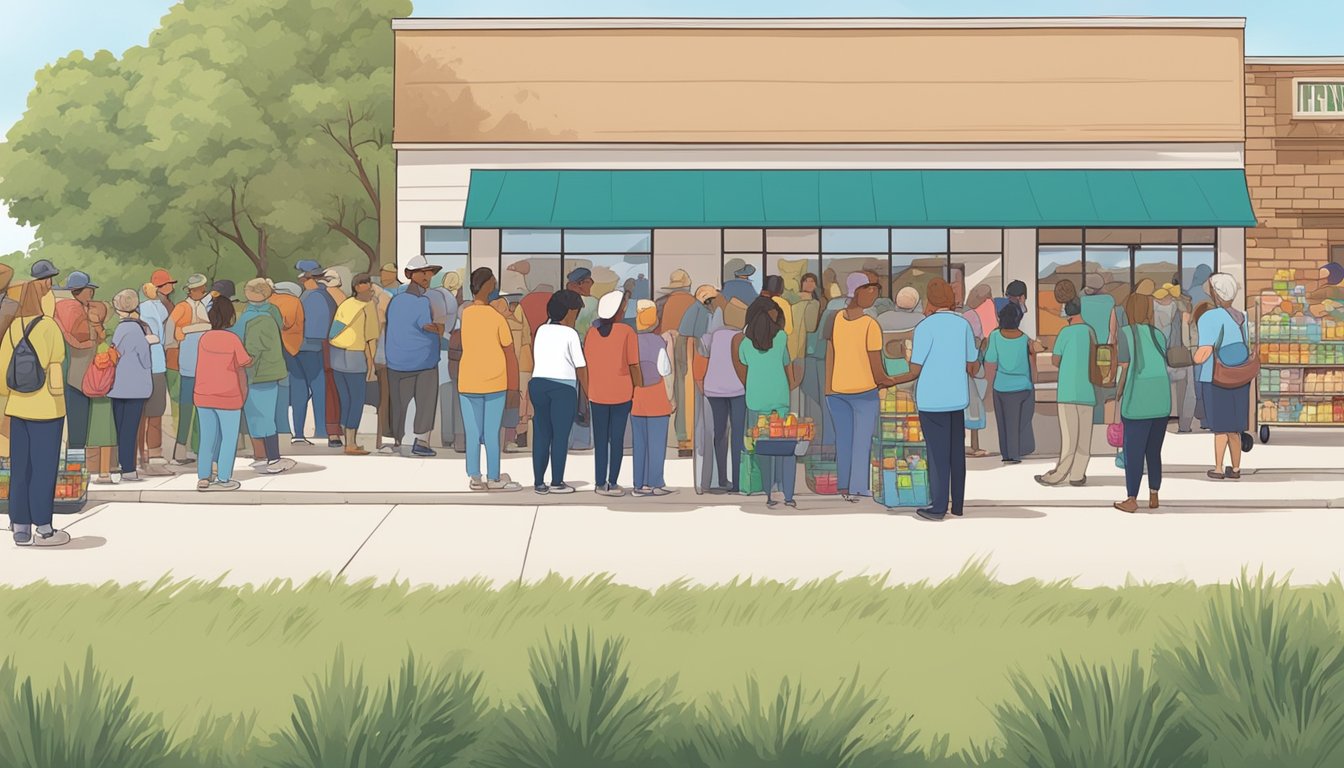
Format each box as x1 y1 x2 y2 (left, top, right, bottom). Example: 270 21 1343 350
662 269 691 291
296 259 324 278
151 268 176 287
845 272 877 298
212 279 237 300
63 271 98 291
185 273 209 290
403 255 443 275
30 259 59 280
567 267 593 284
694 285 719 303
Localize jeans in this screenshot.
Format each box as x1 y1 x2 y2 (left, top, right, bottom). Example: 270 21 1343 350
460 391 506 480
631 414 669 489
332 370 366 431
1042 402 1093 485
276 373 291 435
529 378 577 488
992 389 1036 461
1170 367 1196 432
65 385 91 449
111 397 146 475
592 401 632 487
9 416 63 531
243 380 281 439
826 389 880 496
1122 416 1167 498
175 375 199 453
198 407 242 483
290 349 326 439
707 395 746 491
921 409 967 516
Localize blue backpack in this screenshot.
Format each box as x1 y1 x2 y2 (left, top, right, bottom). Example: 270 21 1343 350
7 317 47 394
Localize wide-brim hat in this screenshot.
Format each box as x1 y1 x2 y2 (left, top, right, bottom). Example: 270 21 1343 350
662 269 692 291
185 273 209 290
403 255 443 276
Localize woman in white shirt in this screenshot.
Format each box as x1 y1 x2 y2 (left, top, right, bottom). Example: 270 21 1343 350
528 290 589 494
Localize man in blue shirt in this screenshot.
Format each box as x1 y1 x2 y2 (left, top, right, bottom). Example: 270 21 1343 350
294 260 335 446
894 278 979 521
721 259 758 305
386 256 445 457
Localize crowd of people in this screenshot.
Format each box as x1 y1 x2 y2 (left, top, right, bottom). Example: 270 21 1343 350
3 249 1330 546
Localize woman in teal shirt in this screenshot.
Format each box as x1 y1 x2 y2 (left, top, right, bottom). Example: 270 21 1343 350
984 302 1035 464
734 298 800 508
1114 292 1171 513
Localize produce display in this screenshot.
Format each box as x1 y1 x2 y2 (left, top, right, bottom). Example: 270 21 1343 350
1254 269 1344 435
744 412 814 454
871 385 931 509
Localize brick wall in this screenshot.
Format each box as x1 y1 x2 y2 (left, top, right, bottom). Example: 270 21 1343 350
1245 63 1344 294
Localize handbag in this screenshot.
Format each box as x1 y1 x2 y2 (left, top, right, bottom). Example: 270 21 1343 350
1211 310 1259 388
81 348 119 398
1087 324 1117 388
1165 312 1194 368
1106 422 1124 448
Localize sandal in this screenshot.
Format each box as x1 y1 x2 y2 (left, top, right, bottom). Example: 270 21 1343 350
965 448 988 458
1113 497 1139 513
1205 469 1225 480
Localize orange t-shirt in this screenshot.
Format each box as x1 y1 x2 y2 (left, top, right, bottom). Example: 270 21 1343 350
269 293 305 356
584 323 639 405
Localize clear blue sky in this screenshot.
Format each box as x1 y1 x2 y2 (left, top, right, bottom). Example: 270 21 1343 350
2 0 1343 252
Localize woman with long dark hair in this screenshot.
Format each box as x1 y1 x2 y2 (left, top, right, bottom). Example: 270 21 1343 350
584 290 643 496
734 296 800 507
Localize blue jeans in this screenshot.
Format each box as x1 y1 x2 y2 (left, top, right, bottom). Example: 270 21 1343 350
277 371 292 435
921 409 967 516
111 397 146 475
1122 416 1167 498
528 378 577 488
460 392 505 480
244 381 281 439
198 407 242 483
592 401 632 487
290 349 326 439
175 375 199 453
9 416 64 531
826 389 879 496
708 395 746 491
332 370 365 430
631 414 669 490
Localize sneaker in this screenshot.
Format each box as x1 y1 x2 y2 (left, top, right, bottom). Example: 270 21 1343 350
13 531 31 546
915 507 946 522
249 459 268 469
534 484 551 494
261 458 296 475
120 471 144 483
411 443 437 458
206 480 241 492
632 487 655 497
33 529 72 547
90 475 116 485
143 460 174 477
328 437 343 448
596 484 627 498
652 487 675 496
487 474 521 492
1069 477 1088 487
197 479 212 491
549 483 577 495
469 475 488 491
291 437 314 446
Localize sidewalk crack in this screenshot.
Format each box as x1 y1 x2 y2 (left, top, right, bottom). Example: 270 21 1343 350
337 505 397 580
517 505 540 584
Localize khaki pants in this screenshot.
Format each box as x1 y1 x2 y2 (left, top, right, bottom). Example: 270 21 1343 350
1042 402 1094 484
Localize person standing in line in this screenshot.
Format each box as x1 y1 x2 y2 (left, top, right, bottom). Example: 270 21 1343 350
269 281 304 439
1153 282 1196 433
584 290 643 497
825 271 896 502
136 281 173 476
721 259 758 306
735 297 800 508
702 293 748 494
149 270 179 437
961 283 994 458
238 279 294 473
0 265 18 457
566 267 599 339
631 299 674 497
194 300 253 491
293 261 335 447
108 289 155 483
386 257 446 459
1190 300 1214 430
892 278 978 522
1194 272 1252 480
53 271 98 454
1036 297 1096 487
655 269 695 458
168 273 212 463
529 290 587 494
1113 291 1171 512
84 302 118 484
520 282 553 337
329 273 379 455
372 283 397 453
1 270 71 546
494 295 533 451
320 269 347 448
457 267 522 490
429 270 461 451
984 302 1036 464
759 274 794 337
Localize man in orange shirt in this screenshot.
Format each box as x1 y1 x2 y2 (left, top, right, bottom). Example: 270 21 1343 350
269 281 305 438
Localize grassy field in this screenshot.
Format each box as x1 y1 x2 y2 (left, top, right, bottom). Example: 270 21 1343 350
2 565 1343 766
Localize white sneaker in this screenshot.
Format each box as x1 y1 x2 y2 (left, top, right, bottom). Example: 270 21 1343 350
205 480 241 491
261 458 296 475
32 529 72 547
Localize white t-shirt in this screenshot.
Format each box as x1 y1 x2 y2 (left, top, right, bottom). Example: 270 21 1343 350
531 323 587 382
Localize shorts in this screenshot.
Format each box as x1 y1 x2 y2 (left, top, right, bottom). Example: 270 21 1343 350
146 373 168 417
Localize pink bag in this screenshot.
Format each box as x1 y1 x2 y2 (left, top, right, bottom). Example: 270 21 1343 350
1106 422 1124 449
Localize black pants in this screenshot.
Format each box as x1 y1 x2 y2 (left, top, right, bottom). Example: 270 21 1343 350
992 389 1036 461
591 400 632 487
388 368 437 441
1122 416 1167 498
708 395 746 491
921 409 967 516
65 385 91 450
529 378 577 488
111 397 147 475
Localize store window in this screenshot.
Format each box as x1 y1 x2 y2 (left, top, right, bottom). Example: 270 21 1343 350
500 228 563 296
499 228 652 302
723 228 764 297
1295 80 1344 118
421 226 471 291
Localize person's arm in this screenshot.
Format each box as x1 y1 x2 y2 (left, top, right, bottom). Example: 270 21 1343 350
626 329 644 389
786 350 801 391
235 335 255 368
982 333 999 390
823 313 838 395
731 335 748 385
1193 312 1215 364
45 321 66 395
502 316 520 405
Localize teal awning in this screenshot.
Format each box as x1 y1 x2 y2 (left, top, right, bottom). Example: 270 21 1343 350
462 169 1256 229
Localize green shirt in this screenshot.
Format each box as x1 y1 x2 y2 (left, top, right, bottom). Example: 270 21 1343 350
242 312 287 384
737 330 791 414
1053 323 1096 406
1118 324 1171 420
985 331 1033 393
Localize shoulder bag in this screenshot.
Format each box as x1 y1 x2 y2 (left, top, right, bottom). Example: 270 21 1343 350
1164 311 1194 368
1211 309 1260 388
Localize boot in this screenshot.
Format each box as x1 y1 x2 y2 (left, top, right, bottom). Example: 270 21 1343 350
343 428 369 456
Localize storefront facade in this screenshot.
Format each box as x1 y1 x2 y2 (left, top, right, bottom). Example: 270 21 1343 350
392 17 1255 343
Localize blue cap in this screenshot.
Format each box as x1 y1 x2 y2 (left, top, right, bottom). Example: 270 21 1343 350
63 271 97 291
567 267 592 284
296 259 324 277
30 259 59 280
734 263 756 278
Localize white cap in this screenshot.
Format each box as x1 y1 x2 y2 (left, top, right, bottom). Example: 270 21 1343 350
597 290 624 320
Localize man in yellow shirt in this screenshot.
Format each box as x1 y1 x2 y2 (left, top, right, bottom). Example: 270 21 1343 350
1 261 71 546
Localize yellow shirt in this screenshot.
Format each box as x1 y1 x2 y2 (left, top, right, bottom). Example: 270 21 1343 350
0 314 67 420
831 312 881 394
330 297 378 352
458 303 513 394
771 295 795 336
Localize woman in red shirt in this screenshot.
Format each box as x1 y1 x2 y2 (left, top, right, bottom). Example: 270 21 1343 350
194 300 253 491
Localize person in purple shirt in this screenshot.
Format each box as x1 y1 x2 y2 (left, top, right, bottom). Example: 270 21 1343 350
293 259 335 446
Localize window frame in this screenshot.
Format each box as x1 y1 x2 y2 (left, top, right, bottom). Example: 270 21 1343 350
498 228 655 298
1293 78 1344 119
420 225 470 256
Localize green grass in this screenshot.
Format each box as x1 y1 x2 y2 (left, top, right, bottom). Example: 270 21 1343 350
1 566 1343 765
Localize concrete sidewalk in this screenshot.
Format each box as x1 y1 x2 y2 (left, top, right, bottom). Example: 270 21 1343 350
79 428 1344 509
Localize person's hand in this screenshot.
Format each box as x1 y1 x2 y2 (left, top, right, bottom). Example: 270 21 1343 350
366 370 377 383
423 323 444 335
506 390 520 410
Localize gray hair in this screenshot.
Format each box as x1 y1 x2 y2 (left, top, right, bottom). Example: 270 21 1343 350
112 289 139 314
1208 272 1238 304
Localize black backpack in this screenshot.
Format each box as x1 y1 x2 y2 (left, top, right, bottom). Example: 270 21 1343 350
7 317 46 394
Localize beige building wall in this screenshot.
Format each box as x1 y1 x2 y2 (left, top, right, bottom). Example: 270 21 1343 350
395 23 1245 144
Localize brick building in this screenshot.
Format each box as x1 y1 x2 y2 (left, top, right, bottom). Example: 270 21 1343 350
1245 57 1344 294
